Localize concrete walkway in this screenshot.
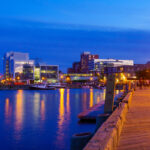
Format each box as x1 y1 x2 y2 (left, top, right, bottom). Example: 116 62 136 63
117 88 150 150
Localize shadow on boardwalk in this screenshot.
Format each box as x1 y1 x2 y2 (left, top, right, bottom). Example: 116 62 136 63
117 88 150 150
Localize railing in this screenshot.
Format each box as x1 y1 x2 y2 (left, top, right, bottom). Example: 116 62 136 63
70 73 136 150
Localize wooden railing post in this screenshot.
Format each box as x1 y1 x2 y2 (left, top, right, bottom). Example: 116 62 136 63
104 74 116 113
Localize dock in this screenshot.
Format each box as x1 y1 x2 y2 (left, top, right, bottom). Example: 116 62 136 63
78 92 123 121
83 88 150 150
117 88 150 150
78 103 104 121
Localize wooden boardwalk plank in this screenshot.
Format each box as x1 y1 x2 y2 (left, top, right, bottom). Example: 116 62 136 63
117 88 150 150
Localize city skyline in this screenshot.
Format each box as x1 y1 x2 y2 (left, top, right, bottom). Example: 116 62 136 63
1 0 150 73
1 1 150 150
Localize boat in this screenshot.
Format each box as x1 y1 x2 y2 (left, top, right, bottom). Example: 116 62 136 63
47 82 66 88
29 84 55 90
94 85 105 90
82 85 91 89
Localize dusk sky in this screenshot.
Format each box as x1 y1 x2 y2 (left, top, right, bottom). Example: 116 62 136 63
1 0 150 72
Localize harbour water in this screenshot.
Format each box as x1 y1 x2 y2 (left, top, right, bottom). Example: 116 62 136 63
0 88 119 150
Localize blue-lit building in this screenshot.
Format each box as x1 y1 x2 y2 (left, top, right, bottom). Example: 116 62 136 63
3 52 34 79
3 52 59 83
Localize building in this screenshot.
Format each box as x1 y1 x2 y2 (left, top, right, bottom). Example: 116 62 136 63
23 64 34 80
63 73 94 82
3 52 34 80
104 63 150 79
80 52 99 73
3 52 59 83
34 64 59 83
89 59 134 73
67 62 81 73
68 52 99 73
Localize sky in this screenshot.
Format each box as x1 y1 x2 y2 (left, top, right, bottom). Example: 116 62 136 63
1 0 150 72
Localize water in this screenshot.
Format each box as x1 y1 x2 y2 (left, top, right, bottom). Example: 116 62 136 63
0 88 120 150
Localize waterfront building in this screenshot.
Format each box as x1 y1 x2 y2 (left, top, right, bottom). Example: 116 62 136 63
34 63 59 83
3 52 59 83
68 52 99 73
68 62 81 73
63 73 93 81
80 52 99 73
3 52 34 79
89 59 134 73
23 64 34 80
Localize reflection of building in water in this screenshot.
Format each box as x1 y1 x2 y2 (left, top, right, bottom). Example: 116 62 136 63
89 88 94 107
66 89 70 113
5 98 9 117
56 88 66 150
103 89 106 100
83 90 87 110
96 94 100 103
40 100 45 121
58 88 65 127
5 98 11 124
116 90 119 95
98 89 106 102
34 93 40 121
15 90 24 139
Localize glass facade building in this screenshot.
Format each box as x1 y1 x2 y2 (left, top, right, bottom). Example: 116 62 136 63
3 52 59 83
89 59 134 73
34 64 59 83
3 52 34 79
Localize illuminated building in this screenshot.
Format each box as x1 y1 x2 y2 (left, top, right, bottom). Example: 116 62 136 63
34 66 41 81
68 52 99 73
89 59 134 73
34 63 59 83
23 64 34 80
3 52 34 80
63 73 95 82
3 52 59 83
80 52 99 73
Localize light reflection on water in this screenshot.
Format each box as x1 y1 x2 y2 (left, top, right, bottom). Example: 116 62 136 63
33 92 40 122
89 89 94 108
40 100 45 121
58 88 65 129
66 89 70 114
15 90 24 140
0 88 121 150
5 98 10 124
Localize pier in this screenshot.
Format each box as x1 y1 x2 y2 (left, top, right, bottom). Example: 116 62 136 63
83 87 150 150
78 103 104 121
117 88 150 150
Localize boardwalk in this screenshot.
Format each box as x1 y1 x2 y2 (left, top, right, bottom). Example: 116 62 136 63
117 88 150 150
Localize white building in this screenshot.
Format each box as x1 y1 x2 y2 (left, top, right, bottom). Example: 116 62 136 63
89 59 134 72
3 52 34 79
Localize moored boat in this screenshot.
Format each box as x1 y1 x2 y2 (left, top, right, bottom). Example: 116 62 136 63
29 84 55 90
47 82 66 88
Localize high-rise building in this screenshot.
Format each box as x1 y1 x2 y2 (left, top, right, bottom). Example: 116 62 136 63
68 52 99 73
80 52 99 73
3 52 34 79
